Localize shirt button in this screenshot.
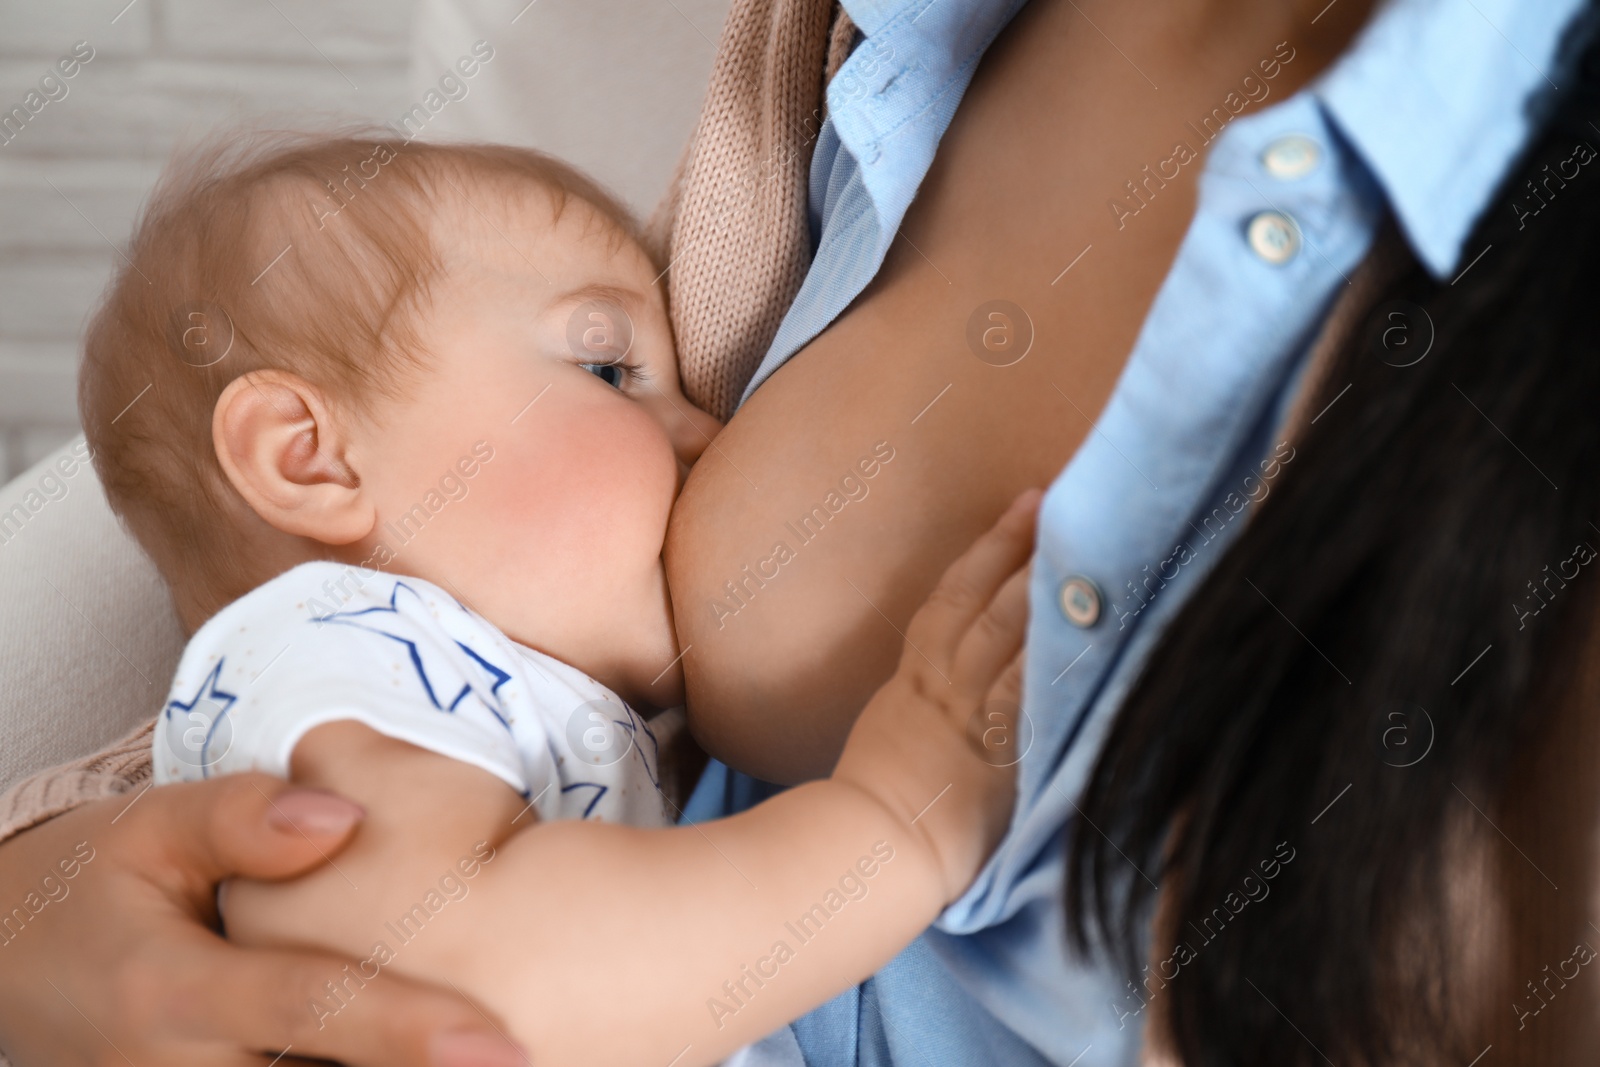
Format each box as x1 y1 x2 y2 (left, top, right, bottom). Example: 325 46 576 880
1261 135 1320 180
1058 576 1102 628
1247 211 1301 265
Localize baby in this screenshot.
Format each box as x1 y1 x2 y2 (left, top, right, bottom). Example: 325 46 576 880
80 130 1034 1066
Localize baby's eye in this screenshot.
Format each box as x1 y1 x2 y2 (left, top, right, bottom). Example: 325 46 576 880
580 362 627 388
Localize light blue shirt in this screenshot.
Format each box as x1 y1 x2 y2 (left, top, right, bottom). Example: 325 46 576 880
686 0 1592 1063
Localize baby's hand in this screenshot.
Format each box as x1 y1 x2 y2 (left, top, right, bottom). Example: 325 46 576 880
832 488 1040 904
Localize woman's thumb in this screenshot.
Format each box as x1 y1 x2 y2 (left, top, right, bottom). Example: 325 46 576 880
120 773 363 899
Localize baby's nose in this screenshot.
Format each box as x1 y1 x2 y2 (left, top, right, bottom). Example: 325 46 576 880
669 403 724 469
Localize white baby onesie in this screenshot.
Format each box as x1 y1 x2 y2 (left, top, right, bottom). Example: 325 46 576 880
151 560 673 829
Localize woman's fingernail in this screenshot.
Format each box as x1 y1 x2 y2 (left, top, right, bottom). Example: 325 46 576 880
266 789 365 836
431 1029 529 1067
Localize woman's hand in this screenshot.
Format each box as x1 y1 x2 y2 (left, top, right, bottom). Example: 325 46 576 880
832 488 1039 902
0 772 525 1067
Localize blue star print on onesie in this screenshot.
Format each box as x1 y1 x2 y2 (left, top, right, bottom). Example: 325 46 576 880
152 561 672 829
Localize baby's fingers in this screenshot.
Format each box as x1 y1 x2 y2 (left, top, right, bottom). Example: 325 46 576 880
988 649 1024 709
950 563 1031 700
904 489 1042 664
968 650 1027 770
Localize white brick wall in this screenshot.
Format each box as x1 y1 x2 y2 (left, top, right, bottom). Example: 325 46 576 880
408 0 727 219
0 0 411 480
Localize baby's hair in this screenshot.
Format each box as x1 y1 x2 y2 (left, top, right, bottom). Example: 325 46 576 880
79 127 639 626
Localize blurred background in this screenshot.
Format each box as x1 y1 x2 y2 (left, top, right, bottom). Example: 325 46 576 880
0 0 730 481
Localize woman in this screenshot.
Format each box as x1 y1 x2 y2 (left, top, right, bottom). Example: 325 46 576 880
0 0 1587 1064
1067 26 1600 1064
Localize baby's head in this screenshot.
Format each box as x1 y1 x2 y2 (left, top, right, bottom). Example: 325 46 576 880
81 130 720 706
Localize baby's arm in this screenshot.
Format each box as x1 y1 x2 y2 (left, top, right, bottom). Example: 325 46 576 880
224 492 1037 1066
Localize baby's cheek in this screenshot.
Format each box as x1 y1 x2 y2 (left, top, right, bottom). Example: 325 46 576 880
570 408 680 537
481 398 676 553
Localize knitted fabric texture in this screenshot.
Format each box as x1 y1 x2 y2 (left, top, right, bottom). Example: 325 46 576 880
644 0 854 420
0 718 153 844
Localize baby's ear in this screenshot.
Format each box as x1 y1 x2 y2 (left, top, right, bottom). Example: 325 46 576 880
213 369 372 544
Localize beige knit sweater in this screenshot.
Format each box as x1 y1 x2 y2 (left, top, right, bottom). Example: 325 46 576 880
0 0 857 847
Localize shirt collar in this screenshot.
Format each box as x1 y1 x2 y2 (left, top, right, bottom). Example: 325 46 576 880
824 0 1028 250
837 0 907 37
1313 0 1592 279
833 0 1592 280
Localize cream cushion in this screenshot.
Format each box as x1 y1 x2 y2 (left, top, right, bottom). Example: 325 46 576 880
0 438 182 793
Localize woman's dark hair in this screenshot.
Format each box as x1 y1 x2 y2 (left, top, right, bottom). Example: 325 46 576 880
1066 9 1600 1064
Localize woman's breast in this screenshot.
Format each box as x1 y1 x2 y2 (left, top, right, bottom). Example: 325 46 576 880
664 0 1309 783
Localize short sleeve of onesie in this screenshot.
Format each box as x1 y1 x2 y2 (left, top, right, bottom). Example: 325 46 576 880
152 562 672 828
